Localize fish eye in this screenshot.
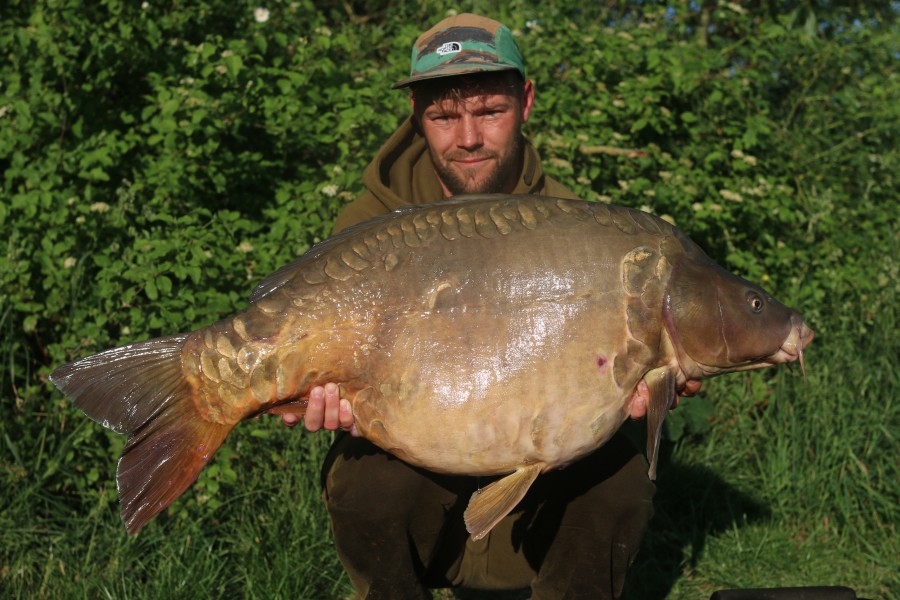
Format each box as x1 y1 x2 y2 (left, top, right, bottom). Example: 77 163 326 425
747 292 765 313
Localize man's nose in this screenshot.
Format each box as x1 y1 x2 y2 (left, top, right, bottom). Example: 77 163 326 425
455 115 483 150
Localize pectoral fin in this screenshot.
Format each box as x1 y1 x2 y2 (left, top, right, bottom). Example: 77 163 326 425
464 463 543 540
645 368 676 480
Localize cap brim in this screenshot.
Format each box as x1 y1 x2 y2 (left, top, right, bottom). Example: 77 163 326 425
391 64 520 89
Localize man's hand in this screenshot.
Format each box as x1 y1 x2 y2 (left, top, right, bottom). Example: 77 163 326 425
629 378 703 420
281 383 359 436
679 379 702 397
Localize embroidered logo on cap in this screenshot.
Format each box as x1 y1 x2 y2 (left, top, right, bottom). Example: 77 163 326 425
436 42 462 56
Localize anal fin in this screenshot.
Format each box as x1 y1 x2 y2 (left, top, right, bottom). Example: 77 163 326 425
463 463 543 540
645 368 676 480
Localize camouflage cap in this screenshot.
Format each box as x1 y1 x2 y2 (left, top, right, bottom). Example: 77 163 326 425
391 13 525 89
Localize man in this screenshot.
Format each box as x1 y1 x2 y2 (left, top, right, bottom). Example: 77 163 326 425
283 13 695 599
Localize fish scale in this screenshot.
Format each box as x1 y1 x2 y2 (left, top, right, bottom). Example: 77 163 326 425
49 194 813 538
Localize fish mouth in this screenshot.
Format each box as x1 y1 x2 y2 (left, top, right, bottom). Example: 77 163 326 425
762 313 815 374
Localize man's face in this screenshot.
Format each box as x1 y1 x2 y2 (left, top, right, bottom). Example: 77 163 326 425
414 79 534 196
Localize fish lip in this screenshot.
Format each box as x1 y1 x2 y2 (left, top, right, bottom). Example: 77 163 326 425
778 314 815 360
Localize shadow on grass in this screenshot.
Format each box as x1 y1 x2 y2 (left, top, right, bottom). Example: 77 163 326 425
624 458 771 599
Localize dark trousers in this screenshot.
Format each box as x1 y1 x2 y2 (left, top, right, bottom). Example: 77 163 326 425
321 431 655 600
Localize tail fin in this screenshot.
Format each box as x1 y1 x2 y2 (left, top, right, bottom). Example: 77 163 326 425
50 334 231 534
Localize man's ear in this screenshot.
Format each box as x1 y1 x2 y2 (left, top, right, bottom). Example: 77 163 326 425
409 90 422 135
521 80 535 123
409 92 423 132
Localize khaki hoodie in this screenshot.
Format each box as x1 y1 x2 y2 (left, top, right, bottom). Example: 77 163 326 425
332 116 578 233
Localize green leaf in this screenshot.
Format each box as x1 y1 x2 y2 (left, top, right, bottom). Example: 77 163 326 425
145 278 158 300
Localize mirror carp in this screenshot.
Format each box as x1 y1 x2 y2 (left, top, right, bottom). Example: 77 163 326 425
50 195 814 539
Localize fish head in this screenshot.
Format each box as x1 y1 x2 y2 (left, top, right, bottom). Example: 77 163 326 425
662 257 814 379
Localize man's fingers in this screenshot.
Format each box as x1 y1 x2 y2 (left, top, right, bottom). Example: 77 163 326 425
304 386 326 432
629 380 650 420
339 398 354 429
288 383 356 433
680 379 702 397
323 382 341 429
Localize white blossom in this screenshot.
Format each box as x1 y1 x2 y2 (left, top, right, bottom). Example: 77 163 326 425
254 7 270 23
719 189 744 202
64 257 77 269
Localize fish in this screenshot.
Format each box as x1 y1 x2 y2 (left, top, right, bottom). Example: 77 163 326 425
50 195 814 539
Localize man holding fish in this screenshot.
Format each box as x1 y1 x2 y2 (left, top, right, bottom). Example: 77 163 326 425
50 12 811 600
285 14 699 599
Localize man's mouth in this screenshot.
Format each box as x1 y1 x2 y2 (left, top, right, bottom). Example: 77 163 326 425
451 155 493 167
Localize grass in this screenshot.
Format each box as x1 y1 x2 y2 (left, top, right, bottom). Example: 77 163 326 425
2 311 897 599
626 308 900 599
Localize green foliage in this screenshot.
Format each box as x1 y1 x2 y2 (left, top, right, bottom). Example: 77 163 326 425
522 9 897 336
1 1 897 598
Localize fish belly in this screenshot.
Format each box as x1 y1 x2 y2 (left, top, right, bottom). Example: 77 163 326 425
347 288 638 475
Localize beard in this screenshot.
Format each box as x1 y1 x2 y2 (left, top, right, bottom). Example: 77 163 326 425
429 133 524 196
